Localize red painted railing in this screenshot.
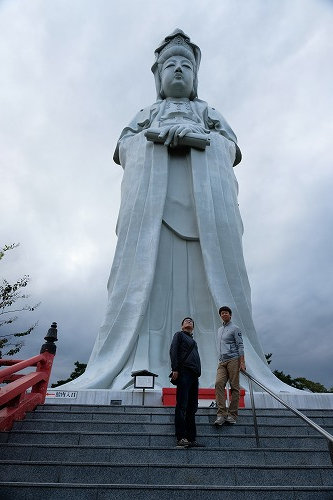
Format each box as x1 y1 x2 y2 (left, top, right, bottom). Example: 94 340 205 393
0 322 57 431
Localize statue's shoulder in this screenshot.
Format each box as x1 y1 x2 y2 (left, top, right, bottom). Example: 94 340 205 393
193 99 241 165
134 102 161 123
193 99 230 126
114 103 161 165
207 105 225 122
134 104 153 120
197 100 230 126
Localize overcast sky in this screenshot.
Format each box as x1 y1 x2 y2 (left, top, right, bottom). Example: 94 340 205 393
1 0 332 389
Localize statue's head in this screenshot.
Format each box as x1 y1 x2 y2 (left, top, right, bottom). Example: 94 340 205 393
151 29 201 100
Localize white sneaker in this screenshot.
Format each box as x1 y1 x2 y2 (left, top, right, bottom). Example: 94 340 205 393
214 416 226 426
226 416 236 424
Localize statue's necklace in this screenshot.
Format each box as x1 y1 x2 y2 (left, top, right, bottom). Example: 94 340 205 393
165 99 191 113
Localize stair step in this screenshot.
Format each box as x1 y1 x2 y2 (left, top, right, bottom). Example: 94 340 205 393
0 482 333 500
26 410 333 426
13 418 333 436
36 405 333 417
2 429 329 449
0 461 332 486
1 443 331 465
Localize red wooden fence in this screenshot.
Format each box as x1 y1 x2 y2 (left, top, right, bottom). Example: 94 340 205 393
0 322 57 431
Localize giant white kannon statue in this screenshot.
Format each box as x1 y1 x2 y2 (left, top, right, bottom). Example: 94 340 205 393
64 30 293 391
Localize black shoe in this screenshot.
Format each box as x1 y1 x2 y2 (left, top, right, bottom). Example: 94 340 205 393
176 438 189 448
187 440 205 448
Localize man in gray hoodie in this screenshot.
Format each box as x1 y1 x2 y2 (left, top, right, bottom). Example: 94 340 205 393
214 306 246 425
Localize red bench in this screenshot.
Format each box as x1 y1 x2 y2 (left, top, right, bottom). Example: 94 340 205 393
162 387 245 407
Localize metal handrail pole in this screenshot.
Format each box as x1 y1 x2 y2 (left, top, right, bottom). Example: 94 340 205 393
243 371 333 443
247 375 260 447
226 381 230 408
242 370 333 464
329 440 333 464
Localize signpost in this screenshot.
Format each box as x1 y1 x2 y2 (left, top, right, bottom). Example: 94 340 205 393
131 370 158 405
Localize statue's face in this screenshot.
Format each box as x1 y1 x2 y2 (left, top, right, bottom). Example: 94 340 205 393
161 55 194 98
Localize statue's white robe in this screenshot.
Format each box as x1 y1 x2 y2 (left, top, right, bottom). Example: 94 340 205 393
63 99 295 392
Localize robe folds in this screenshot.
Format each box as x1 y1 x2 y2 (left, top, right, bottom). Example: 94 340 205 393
63 99 292 392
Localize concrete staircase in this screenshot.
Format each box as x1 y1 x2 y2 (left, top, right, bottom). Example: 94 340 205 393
0 404 332 499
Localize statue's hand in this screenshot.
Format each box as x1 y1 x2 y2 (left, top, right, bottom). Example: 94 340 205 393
145 126 210 151
157 124 206 147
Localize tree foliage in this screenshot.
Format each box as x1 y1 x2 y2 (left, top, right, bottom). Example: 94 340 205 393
0 243 40 358
51 361 87 387
273 370 330 393
265 353 272 365
265 353 332 393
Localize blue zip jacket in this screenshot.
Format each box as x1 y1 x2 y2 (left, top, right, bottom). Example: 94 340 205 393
170 330 201 377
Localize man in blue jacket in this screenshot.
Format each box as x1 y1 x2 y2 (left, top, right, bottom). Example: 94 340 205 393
170 317 201 447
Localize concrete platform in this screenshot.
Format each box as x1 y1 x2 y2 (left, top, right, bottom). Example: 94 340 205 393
45 388 333 409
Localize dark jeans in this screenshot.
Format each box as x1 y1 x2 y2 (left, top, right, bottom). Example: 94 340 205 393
175 368 199 441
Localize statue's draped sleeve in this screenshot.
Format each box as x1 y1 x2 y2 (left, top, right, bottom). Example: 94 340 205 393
204 103 242 166
113 104 160 165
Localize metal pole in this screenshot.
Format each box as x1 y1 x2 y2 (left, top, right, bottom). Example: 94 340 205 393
226 381 230 408
248 376 260 447
329 440 333 464
245 372 333 443
243 370 333 464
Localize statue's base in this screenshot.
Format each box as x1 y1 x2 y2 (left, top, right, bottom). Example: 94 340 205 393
45 388 333 409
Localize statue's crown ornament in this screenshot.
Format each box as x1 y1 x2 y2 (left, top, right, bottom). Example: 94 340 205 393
152 29 201 70
158 33 194 61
